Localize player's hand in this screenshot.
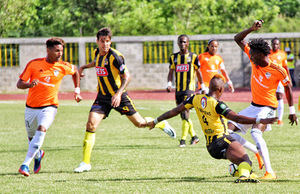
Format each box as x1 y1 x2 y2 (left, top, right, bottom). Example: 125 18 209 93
74 93 82 103
288 114 298 126
228 82 235 93
166 86 171 93
251 20 263 31
29 79 39 88
111 92 122 107
147 121 155 130
78 67 85 78
201 86 209 94
260 117 278 124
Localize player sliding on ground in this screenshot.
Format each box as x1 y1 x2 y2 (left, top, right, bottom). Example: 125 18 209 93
146 74 277 183
74 27 175 173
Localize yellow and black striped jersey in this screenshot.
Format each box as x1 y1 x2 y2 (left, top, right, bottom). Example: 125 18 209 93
93 48 128 97
183 94 231 145
169 52 200 92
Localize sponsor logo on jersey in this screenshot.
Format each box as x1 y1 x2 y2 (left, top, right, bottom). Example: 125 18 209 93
104 58 109 66
265 72 271 79
201 96 207 109
176 64 189 72
96 66 108 76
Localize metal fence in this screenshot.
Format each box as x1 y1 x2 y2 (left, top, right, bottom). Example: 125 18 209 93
0 44 19 67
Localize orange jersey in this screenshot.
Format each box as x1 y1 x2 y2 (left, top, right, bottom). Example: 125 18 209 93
244 44 290 108
198 52 225 87
269 50 288 68
19 58 76 107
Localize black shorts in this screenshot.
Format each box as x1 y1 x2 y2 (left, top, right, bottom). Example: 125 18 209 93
90 92 137 118
175 90 194 105
206 134 236 159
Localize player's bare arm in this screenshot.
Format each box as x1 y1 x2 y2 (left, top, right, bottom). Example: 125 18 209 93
225 110 277 125
72 65 82 103
148 103 186 129
16 78 39 89
234 20 264 50
78 61 96 77
220 69 234 92
111 71 130 108
166 69 174 92
284 84 298 125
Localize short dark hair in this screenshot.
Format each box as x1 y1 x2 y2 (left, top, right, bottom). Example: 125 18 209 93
178 34 189 41
271 37 280 44
97 27 112 40
205 39 217 52
210 74 225 91
46 37 64 48
249 38 270 56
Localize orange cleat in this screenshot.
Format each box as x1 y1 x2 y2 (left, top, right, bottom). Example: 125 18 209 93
277 120 283 126
259 172 277 180
255 153 264 170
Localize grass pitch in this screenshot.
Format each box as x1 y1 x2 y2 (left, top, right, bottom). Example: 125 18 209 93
0 100 299 193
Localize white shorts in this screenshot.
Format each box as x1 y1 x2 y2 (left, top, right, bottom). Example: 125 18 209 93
25 106 57 138
228 104 276 134
276 82 284 93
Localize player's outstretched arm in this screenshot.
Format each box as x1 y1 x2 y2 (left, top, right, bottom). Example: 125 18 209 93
234 20 263 50
284 84 298 125
225 110 277 124
147 104 186 129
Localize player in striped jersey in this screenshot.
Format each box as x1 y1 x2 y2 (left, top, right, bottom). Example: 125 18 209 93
229 20 298 180
167 34 205 147
74 27 176 173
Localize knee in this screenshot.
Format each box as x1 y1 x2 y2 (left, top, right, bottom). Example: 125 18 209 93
86 122 96 132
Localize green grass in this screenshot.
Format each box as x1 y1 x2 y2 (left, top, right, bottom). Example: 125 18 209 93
0 100 299 193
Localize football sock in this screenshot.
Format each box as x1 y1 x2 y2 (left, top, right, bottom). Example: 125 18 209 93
238 162 251 178
251 128 273 173
181 120 189 140
187 119 196 137
277 99 284 121
229 132 258 153
83 131 95 164
23 131 46 166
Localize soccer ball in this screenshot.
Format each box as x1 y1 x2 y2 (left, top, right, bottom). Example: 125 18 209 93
228 163 239 177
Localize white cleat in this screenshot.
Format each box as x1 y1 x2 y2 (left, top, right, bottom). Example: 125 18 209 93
74 162 91 173
156 120 176 139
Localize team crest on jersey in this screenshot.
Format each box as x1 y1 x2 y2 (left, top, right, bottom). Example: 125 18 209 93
96 66 108 76
187 56 191 63
205 57 209 61
104 58 109 66
176 64 189 72
215 60 219 64
53 70 60 77
120 64 125 72
277 55 281 60
265 72 271 79
201 96 207 109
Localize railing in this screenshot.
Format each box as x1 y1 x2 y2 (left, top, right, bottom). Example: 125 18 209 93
0 44 19 67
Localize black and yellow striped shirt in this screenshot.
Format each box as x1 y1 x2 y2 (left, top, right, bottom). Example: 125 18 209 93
93 48 128 97
169 52 200 92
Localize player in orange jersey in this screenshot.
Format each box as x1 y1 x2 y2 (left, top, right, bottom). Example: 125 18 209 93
198 39 234 93
228 20 298 180
17 37 82 177
269 38 290 125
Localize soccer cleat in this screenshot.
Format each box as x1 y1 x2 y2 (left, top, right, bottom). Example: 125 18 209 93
259 172 277 180
74 162 91 173
234 176 260 183
277 120 283 126
250 171 258 179
34 150 45 174
19 164 30 177
255 152 264 170
155 120 176 138
190 136 200 145
179 139 186 148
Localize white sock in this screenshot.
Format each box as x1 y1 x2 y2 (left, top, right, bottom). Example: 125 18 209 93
251 128 273 173
277 99 284 121
23 131 46 166
229 132 258 153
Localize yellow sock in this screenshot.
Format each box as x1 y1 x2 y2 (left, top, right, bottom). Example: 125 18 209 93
298 96 300 111
238 162 251 178
187 119 196 137
83 131 95 164
181 120 189 140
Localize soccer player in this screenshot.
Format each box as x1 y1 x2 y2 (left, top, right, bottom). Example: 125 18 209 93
228 20 298 180
147 75 278 183
269 38 290 125
74 27 175 173
17 37 82 176
197 39 234 93
167 34 204 147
